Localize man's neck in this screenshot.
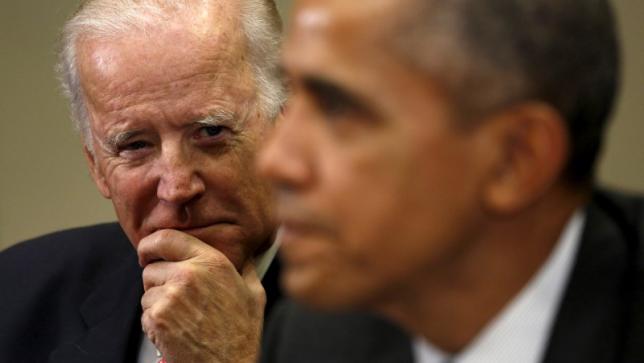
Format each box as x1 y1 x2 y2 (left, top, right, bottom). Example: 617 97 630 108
377 186 588 353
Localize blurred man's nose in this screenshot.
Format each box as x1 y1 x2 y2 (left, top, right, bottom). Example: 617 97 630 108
156 145 206 205
257 103 314 191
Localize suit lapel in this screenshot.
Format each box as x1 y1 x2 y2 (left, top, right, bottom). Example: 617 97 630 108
262 256 283 317
50 249 283 363
50 254 143 363
541 197 631 363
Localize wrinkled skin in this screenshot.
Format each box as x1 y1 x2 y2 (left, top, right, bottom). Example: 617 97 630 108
78 5 274 362
138 230 265 363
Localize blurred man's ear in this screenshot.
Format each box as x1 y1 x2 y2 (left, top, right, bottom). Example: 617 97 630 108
481 102 569 214
83 146 112 199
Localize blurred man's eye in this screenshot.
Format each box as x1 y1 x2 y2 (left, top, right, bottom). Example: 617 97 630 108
305 78 367 119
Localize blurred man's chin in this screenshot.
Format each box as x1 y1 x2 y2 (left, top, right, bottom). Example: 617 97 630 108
281 265 367 311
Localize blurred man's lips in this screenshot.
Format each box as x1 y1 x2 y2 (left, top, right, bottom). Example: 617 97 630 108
281 219 314 234
280 219 327 244
279 219 335 267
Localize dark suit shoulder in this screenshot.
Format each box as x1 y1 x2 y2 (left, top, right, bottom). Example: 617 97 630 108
0 223 137 360
262 300 414 363
0 222 133 283
0 222 136 315
541 189 644 363
591 189 644 261
1 222 131 257
593 189 644 225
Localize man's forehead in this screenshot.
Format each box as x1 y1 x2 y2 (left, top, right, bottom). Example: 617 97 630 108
76 22 246 107
76 1 246 77
83 22 237 71
286 0 410 69
292 0 406 36
284 0 409 82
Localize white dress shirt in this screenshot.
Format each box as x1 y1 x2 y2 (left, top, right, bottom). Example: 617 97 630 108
137 230 282 363
413 211 586 363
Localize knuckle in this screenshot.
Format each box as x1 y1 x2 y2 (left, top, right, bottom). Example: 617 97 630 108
175 264 198 284
165 285 182 304
204 253 233 274
146 306 167 329
155 229 174 242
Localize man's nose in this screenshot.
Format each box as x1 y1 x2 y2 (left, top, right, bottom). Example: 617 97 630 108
157 147 206 205
257 102 314 190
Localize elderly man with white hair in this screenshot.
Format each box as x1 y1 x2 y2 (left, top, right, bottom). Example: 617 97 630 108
0 0 285 362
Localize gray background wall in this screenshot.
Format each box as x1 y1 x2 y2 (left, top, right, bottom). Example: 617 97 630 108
0 0 642 250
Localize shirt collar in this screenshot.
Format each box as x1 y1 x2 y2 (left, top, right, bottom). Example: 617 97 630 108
413 210 586 363
255 227 282 279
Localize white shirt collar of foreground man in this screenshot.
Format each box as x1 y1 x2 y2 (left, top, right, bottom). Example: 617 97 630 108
137 229 283 363
413 211 586 363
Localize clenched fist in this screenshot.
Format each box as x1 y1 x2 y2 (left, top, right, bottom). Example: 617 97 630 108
138 229 266 363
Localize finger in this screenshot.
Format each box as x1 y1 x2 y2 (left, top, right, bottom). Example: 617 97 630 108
241 258 259 284
241 259 265 302
141 285 167 310
142 260 175 291
141 304 164 346
138 229 206 267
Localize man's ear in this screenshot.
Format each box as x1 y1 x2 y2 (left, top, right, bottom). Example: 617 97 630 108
482 102 569 214
276 103 287 125
83 146 111 199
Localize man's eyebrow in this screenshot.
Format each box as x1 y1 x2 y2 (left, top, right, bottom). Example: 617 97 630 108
303 76 343 96
194 110 237 126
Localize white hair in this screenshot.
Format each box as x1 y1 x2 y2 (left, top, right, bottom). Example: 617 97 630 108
57 0 285 150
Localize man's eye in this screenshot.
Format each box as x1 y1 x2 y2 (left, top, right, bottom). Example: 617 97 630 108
195 125 231 143
115 140 153 159
199 125 224 137
121 140 150 151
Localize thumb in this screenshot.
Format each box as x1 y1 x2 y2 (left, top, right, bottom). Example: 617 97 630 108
242 259 266 304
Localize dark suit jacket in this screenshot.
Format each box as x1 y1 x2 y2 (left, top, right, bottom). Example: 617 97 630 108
0 223 282 363
261 189 644 363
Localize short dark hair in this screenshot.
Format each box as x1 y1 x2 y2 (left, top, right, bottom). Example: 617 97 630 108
393 0 621 183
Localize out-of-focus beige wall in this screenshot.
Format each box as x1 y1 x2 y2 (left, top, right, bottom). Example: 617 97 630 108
0 0 641 249
599 1 644 192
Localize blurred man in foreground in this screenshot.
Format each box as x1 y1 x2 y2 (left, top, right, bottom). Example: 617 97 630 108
259 0 644 362
0 0 285 362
